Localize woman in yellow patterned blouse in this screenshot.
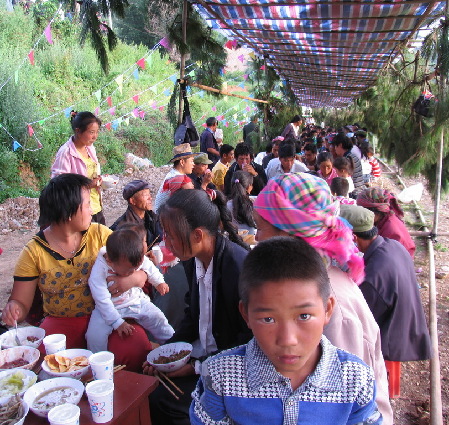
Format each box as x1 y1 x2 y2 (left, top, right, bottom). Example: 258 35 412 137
51 111 105 225
1 174 152 371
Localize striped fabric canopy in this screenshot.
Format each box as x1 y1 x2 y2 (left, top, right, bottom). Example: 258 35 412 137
189 0 445 107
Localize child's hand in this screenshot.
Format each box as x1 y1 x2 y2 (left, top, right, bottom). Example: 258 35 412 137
156 282 170 295
117 321 134 338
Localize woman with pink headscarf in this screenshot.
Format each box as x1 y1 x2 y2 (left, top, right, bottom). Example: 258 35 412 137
357 187 415 258
254 172 393 424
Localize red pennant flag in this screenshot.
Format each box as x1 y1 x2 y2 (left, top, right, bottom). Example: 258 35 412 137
37 140 43 148
106 96 112 107
28 124 34 136
108 107 116 116
158 106 164 111
28 50 35 66
136 58 146 70
224 40 233 49
139 110 145 119
260 65 266 70
133 108 139 117
216 115 224 120
202 123 207 127
132 95 139 104
94 107 100 116
105 122 112 131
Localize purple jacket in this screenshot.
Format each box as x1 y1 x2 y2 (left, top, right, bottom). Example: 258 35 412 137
51 136 100 178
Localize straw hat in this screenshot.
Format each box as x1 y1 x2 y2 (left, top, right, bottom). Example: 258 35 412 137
168 143 196 163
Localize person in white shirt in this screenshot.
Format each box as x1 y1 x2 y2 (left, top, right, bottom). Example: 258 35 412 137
266 143 308 180
86 227 174 353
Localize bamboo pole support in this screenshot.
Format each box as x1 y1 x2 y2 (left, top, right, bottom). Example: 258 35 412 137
181 80 269 104
178 0 188 125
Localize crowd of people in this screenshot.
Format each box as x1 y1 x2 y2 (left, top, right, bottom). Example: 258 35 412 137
1 111 431 425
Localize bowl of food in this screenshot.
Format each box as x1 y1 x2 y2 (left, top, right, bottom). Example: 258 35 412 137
101 174 119 189
41 349 92 380
0 326 46 349
0 369 37 404
0 395 29 425
0 347 40 371
23 377 84 418
146 342 192 373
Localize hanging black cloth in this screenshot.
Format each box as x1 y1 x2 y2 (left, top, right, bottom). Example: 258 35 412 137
174 81 199 147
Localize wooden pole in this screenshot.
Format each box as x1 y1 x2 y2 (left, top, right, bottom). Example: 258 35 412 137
182 80 269 104
178 0 188 125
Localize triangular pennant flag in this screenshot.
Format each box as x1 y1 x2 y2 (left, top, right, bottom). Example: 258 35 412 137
151 102 158 109
139 110 145 119
94 90 101 102
164 89 171 96
231 40 238 49
158 106 164 111
216 115 224 120
44 24 53 44
243 74 249 80
150 86 157 94
245 106 251 112
105 122 112 131
28 50 35 66
223 82 228 90
201 115 206 119
202 123 207 127
132 108 139 118
224 121 229 128
212 106 217 112
169 75 177 84
136 58 146 70
133 68 139 80
13 141 22 151
238 54 244 63
189 70 196 78
233 114 237 120
112 120 119 130
109 107 116 116
238 82 245 89
115 75 123 94
132 95 139 104
106 96 112 107
27 124 34 136
260 65 266 70
14 70 18 85
124 117 130 126
249 52 256 60
224 40 233 49
64 107 72 118
146 54 153 67
219 68 224 76
233 106 238 111
36 141 43 149
116 117 123 125
224 96 228 101
186 86 191 93
94 107 100 116
198 91 205 98
159 37 170 49
38 120 44 125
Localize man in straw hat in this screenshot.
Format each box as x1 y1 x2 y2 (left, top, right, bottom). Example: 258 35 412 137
154 143 196 213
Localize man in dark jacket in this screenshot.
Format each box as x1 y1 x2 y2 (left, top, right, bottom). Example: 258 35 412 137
110 179 161 249
224 143 267 197
340 205 431 362
200 117 219 168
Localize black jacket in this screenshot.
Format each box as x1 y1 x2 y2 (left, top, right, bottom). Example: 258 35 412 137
224 161 267 197
168 234 252 355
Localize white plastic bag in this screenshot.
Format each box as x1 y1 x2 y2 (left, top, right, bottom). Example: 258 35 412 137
397 183 424 203
124 153 153 170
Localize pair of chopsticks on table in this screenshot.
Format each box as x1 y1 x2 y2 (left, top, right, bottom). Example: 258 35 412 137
83 364 126 384
146 235 160 254
155 371 184 400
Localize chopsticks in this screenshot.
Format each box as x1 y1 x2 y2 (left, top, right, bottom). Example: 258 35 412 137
155 371 184 400
84 364 126 384
146 235 160 253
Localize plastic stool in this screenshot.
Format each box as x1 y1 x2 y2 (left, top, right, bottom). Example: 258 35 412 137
385 360 401 398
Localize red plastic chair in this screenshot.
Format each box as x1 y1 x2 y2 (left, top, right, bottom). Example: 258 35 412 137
385 360 401 398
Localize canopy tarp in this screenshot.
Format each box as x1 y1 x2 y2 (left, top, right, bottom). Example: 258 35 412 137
189 0 445 107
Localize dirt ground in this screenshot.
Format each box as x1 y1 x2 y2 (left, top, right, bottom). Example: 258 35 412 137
0 165 448 424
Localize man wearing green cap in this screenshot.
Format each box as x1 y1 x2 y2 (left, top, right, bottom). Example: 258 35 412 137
187 153 217 191
340 205 431 365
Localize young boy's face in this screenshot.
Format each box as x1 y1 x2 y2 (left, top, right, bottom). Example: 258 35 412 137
336 168 349 178
239 279 334 389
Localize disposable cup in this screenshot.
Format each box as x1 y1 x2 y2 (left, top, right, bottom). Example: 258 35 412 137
48 403 80 425
43 334 66 355
89 351 114 381
151 246 163 265
85 379 114 423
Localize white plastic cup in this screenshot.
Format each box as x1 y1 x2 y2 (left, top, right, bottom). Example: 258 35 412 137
43 334 66 355
151 246 163 265
48 403 80 425
85 380 114 423
89 351 115 381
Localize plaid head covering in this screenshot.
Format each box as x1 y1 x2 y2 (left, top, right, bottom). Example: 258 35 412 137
162 175 192 195
356 187 404 219
254 172 364 284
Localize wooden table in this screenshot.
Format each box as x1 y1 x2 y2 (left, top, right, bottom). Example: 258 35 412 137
24 370 158 425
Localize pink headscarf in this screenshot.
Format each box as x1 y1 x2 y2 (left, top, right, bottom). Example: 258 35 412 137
254 172 364 284
356 187 404 219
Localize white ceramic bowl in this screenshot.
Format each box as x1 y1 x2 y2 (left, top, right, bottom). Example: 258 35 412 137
0 346 40 371
101 174 119 189
14 399 29 425
23 377 84 418
41 348 92 380
146 342 192 373
0 326 46 349
0 369 37 404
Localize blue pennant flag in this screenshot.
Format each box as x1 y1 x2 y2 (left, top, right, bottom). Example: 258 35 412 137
13 140 22 151
238 82 245 89
186 86 191 93
198 91 205 98
169 75 177 84
133 69 139 80
112 120 119 130
64 107 72 118
164 89 171 96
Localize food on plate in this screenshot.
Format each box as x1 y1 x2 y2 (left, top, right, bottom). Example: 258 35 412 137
0 394 25 425
153 350 190 364
0 371 37 399
32 386 80 412
26 336 39 343
0 359 29 370
44 354 88 373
